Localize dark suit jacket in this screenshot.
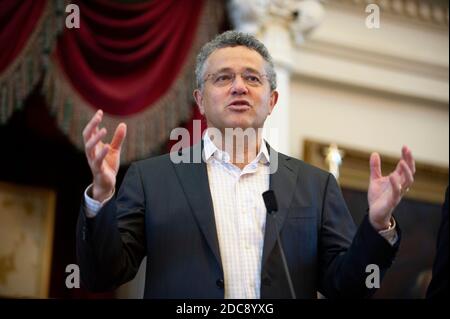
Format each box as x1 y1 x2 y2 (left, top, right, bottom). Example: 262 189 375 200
77 143 400 298
427 186 449 299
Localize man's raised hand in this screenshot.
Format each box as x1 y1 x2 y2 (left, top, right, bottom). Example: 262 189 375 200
83 110 127 202
368 146 416 230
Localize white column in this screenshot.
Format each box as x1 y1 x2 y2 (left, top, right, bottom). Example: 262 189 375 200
228 0 325 157
260 22 294 156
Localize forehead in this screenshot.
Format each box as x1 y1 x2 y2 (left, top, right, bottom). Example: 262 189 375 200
204 46 266 72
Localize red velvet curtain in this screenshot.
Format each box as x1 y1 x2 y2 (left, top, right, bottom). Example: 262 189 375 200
0 1 45 72
1 0 223 162
56 0 203 116
0 0 58 123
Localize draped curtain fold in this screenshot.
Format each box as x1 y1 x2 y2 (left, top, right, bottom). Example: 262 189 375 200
0 0 223 163
43 0 220 163
0 0 59 123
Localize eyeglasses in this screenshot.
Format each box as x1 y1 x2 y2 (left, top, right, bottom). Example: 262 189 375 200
204 71 268 87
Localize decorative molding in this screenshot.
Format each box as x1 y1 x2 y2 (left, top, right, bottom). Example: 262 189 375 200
289 1 449 107
227 0 325 45
291 48 449 108
301 38 448 81
332 0 449 27
303 139 449 204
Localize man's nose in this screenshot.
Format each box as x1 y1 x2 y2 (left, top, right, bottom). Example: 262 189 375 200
230 75 248 95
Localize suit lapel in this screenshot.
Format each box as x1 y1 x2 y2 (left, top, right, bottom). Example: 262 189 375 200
262 146 298 267
172 142 223 272
171 142 298 272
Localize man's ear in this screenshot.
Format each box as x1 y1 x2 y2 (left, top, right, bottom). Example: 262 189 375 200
193 89 205 115
268 90 278 115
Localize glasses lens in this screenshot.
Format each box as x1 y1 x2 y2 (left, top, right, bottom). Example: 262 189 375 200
207 71 265 87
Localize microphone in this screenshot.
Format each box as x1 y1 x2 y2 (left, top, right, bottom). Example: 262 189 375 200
262 190 297 299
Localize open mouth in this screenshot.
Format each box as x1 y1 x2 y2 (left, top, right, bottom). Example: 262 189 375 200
228 100 251 111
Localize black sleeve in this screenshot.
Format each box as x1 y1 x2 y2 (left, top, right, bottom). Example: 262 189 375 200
426 186 449 299
76 163 146 292
319 174 401 298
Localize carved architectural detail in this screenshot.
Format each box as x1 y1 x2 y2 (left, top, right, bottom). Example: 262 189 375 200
227 0 325 45
333 0 449 26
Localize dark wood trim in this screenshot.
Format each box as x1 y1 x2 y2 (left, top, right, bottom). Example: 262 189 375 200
303 139 448 204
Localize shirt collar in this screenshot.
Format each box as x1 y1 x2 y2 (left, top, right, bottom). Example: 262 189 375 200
203 129 270 165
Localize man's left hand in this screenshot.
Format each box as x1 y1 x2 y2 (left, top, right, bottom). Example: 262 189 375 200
368 146 416 231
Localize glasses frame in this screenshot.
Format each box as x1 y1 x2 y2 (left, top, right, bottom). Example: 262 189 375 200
203 70 269 88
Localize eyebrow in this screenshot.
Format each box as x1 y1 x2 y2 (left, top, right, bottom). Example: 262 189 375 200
213 67 262 74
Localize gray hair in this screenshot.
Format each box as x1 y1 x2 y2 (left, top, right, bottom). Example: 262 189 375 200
195 30 277 91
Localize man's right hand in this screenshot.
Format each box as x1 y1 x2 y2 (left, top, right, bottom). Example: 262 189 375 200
83 109 127 202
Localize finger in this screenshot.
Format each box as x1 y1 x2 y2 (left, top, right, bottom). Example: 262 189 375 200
83 110 102 143
110 123 127 151
93 144 110 170
393 158 403 176
402 145 416 175
85 128 107 159
400 160 414 189
389 173 402 202
369 152 382 180
83 110 103 143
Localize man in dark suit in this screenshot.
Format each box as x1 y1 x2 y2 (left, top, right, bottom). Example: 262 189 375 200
77 31 416 298
427 186 449 299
